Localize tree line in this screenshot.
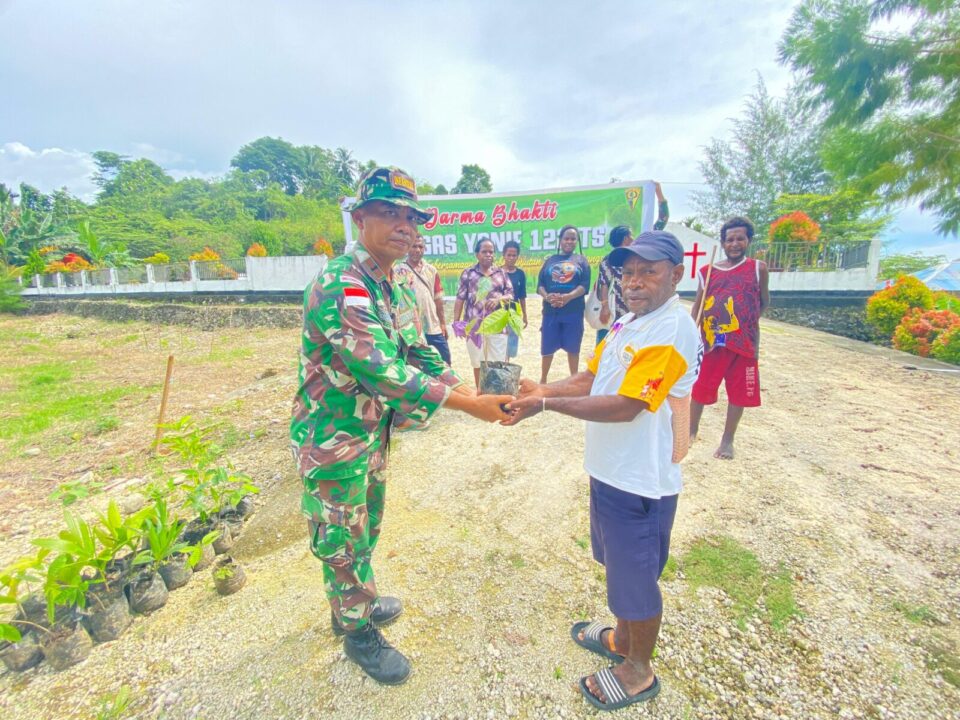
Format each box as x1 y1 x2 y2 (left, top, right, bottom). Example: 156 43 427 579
0 137 493 275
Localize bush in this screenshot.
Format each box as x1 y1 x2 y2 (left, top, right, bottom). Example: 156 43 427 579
0 265 25 313
189 247 221 262
23 250 46 277
866 275 934 337
246 242 268 257
44 254 94 274
312 237 334 256
931 326 960 365
244 223 283 256
892 309 960 357
769 211 821 243
144 252 170 264
933 291 960 314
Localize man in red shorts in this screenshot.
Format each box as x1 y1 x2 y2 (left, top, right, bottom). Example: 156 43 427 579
689 216 769 459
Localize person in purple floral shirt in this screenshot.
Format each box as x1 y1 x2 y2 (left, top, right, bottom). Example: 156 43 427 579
453 238 514 387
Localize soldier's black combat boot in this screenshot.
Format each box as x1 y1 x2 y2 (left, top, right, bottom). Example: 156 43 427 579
331 596 402 636
343 624 411 685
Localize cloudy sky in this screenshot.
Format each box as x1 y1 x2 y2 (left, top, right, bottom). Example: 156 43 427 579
0 0 953 256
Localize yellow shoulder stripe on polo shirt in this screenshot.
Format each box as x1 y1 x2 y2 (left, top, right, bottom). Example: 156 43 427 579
586 337 608 375
617 344 688 413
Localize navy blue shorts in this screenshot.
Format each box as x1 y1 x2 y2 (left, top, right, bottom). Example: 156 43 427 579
589 477 678 621
541 312 585 355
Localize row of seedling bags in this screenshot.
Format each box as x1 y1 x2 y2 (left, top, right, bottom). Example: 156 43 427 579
0 417 260 673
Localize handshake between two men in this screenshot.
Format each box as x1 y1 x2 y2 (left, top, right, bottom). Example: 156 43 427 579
451 375 590 427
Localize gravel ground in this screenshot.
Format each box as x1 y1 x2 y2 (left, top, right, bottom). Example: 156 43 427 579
0 304 958 720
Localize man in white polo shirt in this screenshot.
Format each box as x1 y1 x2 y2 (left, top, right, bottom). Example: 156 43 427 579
506 230 702 711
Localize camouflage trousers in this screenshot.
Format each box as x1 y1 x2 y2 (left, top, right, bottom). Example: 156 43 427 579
301 470 386 632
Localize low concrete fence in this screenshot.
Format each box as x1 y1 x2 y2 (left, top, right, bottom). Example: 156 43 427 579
20 240 881 299
20 256 329 297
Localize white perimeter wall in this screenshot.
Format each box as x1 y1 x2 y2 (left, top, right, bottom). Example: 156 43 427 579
22 236 882 298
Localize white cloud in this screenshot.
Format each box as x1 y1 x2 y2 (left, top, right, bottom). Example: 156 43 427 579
0 143 98 201
0 0 794 191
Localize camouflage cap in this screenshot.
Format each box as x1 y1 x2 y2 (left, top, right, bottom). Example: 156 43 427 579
347 166 432 224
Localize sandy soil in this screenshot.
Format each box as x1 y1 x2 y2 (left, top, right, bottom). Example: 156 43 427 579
0 302 957 720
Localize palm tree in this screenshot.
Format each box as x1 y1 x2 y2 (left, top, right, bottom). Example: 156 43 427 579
333 147 359 191
299 146 336 198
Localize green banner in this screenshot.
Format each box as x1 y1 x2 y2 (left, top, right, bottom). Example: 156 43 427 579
343 181 657 294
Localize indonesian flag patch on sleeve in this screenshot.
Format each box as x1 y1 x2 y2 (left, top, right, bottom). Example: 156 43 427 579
343 286 371 307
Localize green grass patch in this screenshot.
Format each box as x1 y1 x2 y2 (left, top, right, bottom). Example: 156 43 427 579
0 360 77 387
893 601 941 626
2 329 42 342
212 398 245 416
766 564 801 630
208 345 254 363
0 360 149 449
219 423 243 450
94 685 132 720
660 555 679 582
680 535 800 631
683 536 763 628
91 415 120 436
102 333 141 348
507 552 525 569
920 635 960 688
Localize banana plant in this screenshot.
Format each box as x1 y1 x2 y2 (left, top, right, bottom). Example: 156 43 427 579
0 205 74 265
71 220 134 268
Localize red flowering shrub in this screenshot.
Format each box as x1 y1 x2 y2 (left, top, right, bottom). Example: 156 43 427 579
44 254 94 274
246 242 268 257
866 275 934 337
892 309 960 357
769 211 821 243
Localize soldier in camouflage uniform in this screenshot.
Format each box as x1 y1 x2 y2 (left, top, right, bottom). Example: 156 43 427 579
291 166 514 685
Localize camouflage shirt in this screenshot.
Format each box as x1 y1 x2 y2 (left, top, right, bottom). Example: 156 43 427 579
291 247 463 482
